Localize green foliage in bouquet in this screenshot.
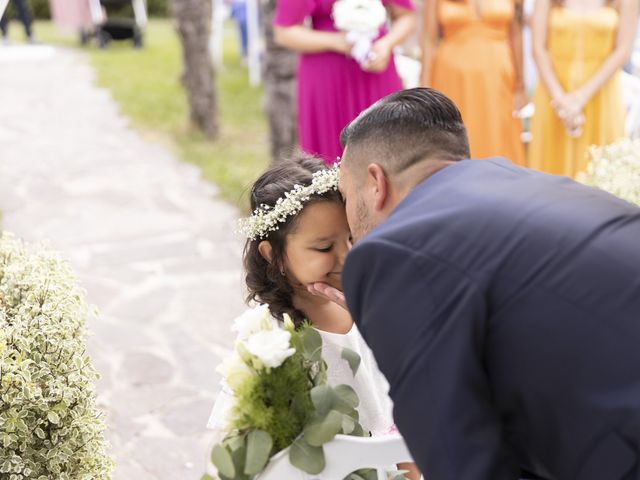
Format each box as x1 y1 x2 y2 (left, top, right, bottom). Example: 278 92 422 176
577 139 640 207
0 233 113 479
207 309 370 480
231 337 315 452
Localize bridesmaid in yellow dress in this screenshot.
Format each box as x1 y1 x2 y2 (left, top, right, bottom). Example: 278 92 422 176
528 0 638 177
421 0 527 165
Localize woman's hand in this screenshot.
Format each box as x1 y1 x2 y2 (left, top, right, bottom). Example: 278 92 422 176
362 37 393 73
564 111 586 138
551 90 587 134
512 85 529 117
332 31 354 55
307 282 348 310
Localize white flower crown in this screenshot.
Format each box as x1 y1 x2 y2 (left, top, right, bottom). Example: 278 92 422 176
239 166 340 241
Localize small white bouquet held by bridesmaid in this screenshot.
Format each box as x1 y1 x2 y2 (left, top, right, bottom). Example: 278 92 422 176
332 0 387 65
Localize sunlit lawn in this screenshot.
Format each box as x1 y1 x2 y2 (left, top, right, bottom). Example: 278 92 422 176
30 19 269 209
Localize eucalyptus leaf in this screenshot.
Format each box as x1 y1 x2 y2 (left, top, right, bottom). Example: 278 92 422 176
310 384 335 416
301 327 323 362
341 347 361 376
211 445 236 478
229 440 249 479
344 468 379 480
351 422 365 437
341 414 355 434
334 384 359 409
289 438 326 474
343 473 366 480
227 435 246 452
200 474 215 480
303 410 343 446
244 430 273 475
312 365 328 385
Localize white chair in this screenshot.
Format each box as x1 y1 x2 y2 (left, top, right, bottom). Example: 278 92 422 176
621 71 640 139
257 433 414 480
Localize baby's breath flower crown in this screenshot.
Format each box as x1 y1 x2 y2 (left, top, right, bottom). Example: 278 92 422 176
239 166 340 241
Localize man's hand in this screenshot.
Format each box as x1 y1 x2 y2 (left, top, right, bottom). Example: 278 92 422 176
307 282 348 310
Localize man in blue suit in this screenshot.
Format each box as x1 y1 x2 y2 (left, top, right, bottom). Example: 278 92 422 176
311 88 640 479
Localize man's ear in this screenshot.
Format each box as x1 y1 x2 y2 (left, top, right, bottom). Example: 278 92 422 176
258 241 273 263
367 163 389 211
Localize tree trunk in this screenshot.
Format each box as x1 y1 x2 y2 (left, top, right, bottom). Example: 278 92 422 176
260 0 298 162
171 0 218 138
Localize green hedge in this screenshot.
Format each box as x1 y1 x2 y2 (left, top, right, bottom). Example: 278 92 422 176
4 0 169 20
0 233 113 479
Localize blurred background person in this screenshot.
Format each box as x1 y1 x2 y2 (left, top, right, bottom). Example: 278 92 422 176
528 0 638 177
1 0 34 43
273 0 416 165
420 0 527 165
228 0 248 62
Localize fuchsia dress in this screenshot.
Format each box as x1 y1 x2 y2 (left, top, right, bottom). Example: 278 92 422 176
275 0 414 164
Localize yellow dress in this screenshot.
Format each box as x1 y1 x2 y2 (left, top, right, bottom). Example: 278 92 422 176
432 0 525 165
528 7 626 177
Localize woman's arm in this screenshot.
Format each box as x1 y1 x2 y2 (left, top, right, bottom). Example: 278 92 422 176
273 24 352 54
509 0 528 113
364 4 417 73
419 0 440 86
531 0 565 102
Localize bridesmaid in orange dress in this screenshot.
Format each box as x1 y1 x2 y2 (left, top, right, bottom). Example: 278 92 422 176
420 0 527 165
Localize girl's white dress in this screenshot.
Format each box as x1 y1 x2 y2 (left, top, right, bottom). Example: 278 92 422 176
207 308 395 437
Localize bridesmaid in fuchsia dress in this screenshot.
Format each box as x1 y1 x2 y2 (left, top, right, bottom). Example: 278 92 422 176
274 0 416 164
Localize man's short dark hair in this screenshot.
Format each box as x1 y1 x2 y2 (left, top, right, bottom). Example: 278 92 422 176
340 88 470 174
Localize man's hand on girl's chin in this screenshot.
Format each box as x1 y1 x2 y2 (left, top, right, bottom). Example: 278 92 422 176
307 282 348 310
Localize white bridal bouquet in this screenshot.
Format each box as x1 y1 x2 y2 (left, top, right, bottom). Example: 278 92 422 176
332 0 387 65
203 306 383 480
577 139 640 207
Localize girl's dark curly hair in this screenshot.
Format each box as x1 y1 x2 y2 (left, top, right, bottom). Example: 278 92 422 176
243 155 342 325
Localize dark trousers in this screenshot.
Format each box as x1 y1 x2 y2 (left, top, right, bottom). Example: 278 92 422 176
0 0 33 38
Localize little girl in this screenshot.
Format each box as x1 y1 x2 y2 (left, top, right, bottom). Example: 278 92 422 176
208 155 420 479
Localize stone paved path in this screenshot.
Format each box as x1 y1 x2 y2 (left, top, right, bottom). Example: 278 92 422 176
0 45 247 479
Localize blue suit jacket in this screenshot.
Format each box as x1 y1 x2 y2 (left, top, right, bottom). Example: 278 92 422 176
343 158 640 480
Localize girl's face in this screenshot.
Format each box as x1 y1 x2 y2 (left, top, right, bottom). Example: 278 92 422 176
283 200 351 292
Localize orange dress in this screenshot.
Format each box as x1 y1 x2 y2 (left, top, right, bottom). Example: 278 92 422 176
431 0 525 165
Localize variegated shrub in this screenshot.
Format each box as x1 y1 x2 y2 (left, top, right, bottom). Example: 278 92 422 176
0 233 113 479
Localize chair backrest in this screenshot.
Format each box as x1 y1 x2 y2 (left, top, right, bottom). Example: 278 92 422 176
257 433 414 480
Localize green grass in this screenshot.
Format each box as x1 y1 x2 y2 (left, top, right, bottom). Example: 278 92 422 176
27 19 269 209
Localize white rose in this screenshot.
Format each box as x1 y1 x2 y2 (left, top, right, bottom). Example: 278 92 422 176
216 351 254 391
232 305 271 340
245 329 296 369
332 0 387 34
